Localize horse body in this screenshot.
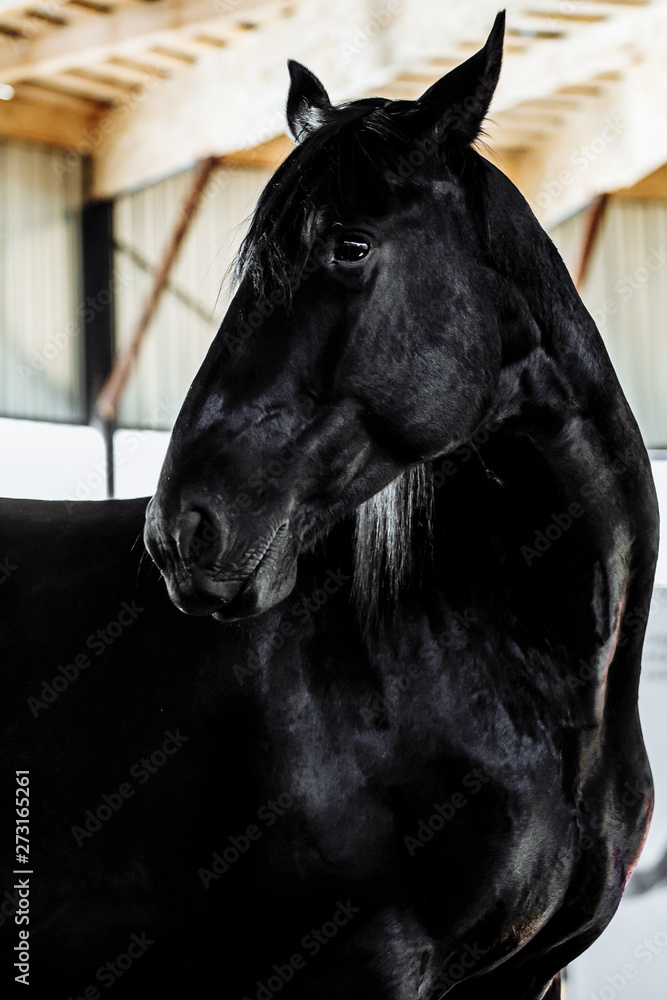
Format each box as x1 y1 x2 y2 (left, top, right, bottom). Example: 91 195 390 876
1 12 659 999
0 485 640 1000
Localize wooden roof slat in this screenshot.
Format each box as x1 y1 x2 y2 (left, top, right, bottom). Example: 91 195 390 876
33 70 132 103
500 106 567 128
190 34 229 50
524 8 608 23
0 15 33 38
68 64 141 92
68 0 113 12
61 2 114 27
148 44 198 65
0 0 286 84
484 121 551 145
106 52 169 77
506 25 567 40
94 57 155 86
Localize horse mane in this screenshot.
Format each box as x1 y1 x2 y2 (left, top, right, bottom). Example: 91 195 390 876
352 463 435 629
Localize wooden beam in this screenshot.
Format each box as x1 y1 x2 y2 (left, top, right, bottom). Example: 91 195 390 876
614 163 667 200
89 0 667 198
220 134 294 171
91 0 430 196
97 155 218 422
575 192 610 288
38 71 135 104
0 82 103 145
494 37 667 228
0 0 287 83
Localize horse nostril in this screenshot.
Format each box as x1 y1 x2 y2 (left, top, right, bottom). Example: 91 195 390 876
179 507 222 567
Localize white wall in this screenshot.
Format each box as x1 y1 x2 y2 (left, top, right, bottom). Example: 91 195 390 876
550 202 667 449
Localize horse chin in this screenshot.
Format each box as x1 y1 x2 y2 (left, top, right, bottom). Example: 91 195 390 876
212 559 298 622
164 551 298 622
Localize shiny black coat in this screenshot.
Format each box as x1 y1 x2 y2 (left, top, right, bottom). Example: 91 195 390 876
1 12 659 1000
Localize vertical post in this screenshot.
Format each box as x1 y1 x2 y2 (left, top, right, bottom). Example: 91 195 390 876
103 417 115 498
82 198 116 496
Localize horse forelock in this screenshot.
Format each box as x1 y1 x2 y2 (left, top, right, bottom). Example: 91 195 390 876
234 102 438 303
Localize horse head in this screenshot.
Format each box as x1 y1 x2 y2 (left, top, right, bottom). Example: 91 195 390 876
145 14 514 621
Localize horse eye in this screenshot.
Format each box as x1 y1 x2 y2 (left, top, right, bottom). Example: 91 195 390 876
333 236 371 263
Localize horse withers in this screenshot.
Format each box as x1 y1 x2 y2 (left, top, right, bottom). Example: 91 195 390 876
1 11 658 1000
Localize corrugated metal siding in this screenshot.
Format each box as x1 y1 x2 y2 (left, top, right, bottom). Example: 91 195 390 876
113 177 667 442
0 141 84 422
549 202 667 448
113 164 272 429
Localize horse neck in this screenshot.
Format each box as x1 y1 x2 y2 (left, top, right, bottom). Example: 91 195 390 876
482 162 656 552
454 177 661 709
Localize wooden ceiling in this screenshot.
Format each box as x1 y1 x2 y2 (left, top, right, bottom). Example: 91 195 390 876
0 0 294 147
0 0 292 102
1 0 666 224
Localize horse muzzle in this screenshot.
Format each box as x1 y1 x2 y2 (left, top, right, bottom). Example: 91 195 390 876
144 498 297 621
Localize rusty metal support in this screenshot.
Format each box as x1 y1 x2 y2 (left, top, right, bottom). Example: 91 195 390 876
575 192 610 291
96 155 218 423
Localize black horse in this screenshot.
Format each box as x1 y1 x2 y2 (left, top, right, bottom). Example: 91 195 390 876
1 12 658 999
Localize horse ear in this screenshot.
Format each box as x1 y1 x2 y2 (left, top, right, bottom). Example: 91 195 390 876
409 10 505 145
286 60 333 143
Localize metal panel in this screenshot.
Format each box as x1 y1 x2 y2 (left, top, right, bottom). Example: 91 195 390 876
0 140 84 422
113 176 667 443
549 202 667 448
113 164 273 430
